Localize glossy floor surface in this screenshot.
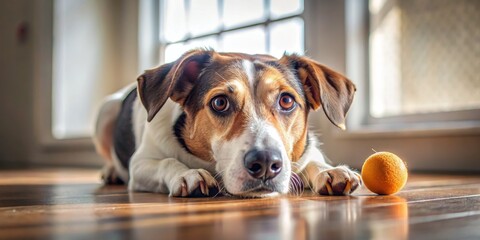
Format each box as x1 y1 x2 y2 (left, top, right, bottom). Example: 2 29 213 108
0 169 479 240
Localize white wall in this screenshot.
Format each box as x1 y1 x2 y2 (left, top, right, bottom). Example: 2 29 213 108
0 0 34 167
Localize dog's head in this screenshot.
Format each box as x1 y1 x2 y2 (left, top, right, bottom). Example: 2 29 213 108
138 49 355 197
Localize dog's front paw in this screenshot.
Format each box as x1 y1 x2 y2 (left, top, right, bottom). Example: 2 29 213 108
312 166 362 196
169 169 219 197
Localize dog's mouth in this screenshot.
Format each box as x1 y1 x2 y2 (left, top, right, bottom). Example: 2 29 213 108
223 181 283 198
244 185 276 194
218 172 303 198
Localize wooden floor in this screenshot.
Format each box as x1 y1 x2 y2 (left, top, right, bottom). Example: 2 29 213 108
0 169 479 240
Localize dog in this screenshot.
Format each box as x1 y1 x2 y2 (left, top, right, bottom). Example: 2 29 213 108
93 49 361 197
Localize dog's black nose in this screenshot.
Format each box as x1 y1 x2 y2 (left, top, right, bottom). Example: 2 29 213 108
244 149 282 180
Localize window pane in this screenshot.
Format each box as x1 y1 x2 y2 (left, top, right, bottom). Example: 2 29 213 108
165 36 219 63
162 0 187 42
53 0 117 138
221 26 266 54
189 0 220 36
164 42 187 63
270 0 303 19
223 0 265 28
269 18 304 58
369 0 480 117
369 5 402 117
185 36 219 51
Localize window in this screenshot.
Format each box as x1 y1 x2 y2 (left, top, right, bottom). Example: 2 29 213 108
52 0 100 139
324 0 480 172
368 0 480 119
160 0 305 63
51 0 138 139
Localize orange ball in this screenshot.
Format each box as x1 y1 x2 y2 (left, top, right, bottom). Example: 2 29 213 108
361 152 408 195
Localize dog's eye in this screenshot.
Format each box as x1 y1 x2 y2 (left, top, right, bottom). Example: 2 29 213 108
279 93 296 111
211 95 230 112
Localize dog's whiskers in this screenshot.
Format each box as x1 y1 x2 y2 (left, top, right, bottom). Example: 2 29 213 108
211 168 227 198
290 162 310 194
289 172 305 197
214 71 227 81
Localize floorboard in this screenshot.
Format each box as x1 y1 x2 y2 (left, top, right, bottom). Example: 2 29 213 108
0 169 479 239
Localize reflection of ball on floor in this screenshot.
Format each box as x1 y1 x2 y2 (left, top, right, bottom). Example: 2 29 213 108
361 152 408 195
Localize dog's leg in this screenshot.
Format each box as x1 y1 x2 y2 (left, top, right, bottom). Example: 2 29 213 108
300 146 362 196
129 157 219 197
93 95 124 185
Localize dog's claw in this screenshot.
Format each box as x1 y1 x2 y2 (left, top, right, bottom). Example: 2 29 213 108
181 182 188 197
199 181 207 195
343 181 352 195
326 182 333 195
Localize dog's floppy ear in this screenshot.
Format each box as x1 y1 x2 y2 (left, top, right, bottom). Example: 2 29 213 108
137 49 214 122
279 54 356 130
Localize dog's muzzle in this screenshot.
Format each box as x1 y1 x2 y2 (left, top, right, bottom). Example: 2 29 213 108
243 148 283 180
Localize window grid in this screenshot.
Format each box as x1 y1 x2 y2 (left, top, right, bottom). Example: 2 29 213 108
160 0 304 56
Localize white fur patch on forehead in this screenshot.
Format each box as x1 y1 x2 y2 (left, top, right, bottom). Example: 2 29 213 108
250 119 286 151
242 60 256 89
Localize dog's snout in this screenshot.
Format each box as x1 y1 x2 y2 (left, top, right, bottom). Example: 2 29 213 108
244 149 282 180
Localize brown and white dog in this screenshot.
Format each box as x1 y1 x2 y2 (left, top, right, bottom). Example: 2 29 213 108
93 49 361 197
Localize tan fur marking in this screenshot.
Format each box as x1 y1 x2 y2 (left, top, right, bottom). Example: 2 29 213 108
183 109 215 161
255 67 308 162
224 111 248 141
183 75 250 161
290 116 308 162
